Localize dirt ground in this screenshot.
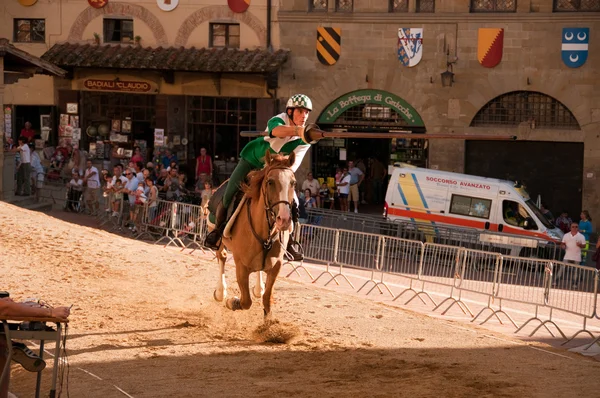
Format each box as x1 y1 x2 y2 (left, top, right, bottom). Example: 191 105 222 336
2 202 600 398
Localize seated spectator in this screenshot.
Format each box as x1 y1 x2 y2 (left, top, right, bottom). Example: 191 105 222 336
302 172 321 207
319 182 334 209
0 296 71 398
304 188 317 209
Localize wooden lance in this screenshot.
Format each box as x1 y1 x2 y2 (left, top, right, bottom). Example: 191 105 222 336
240 128 517 141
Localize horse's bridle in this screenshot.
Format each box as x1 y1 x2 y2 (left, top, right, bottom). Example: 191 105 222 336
247 165 294 269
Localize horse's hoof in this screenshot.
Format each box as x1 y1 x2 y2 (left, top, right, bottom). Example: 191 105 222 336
214 290 224 302
226 297 241 311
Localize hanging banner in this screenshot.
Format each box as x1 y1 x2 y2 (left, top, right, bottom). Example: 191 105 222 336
317 27 341 66
477 28 504 68
398 28 423 67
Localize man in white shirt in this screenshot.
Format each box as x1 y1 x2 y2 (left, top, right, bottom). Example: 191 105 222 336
555 222 587 288
83 160 101 215
12 136 32 196
301 172 321 207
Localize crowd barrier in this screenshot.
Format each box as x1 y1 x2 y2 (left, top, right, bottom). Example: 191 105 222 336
296 223 600 348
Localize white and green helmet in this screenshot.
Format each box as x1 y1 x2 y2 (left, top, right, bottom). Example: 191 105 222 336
286 94 312 111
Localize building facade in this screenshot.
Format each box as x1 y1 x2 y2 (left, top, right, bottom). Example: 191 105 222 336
1 0 285 178
277 0 600 225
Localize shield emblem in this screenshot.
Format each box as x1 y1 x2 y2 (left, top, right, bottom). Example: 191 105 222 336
398 28 423 67
316 27 341 66
477 28 504 68
228 0 250 13
562 28 589 68
88 0 108 8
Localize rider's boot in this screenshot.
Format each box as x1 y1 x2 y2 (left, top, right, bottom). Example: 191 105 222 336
286 201 304 261
205 202 227 250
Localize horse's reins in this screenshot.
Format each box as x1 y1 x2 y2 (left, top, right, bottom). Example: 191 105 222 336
246 165 293 270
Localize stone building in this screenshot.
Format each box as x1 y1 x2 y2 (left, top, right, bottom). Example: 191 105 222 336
276 0 600 225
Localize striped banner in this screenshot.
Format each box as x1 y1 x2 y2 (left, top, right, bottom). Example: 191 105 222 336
316 27 341 66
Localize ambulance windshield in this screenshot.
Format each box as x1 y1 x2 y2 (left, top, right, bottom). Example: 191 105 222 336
525 199 554 229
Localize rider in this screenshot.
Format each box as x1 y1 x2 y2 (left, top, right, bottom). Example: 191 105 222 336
204 94 316 260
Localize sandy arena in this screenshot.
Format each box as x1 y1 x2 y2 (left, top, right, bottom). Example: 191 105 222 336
2 202 600 397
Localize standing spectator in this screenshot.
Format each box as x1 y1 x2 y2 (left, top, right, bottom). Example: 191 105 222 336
347 160 364 213
579 210 593 264
83 160 101 215
122 168 140 228
134 161 144 182
30 143 44 195
336 167 351 212
555 222 587 288
65 171 83 211
195 147 213 183
165 168 181 200
162 148 177 170
20 121 36 142
369 157 387 205
146 176 159 223
302 172 321 207
540 203 555 224
555 211 572 234
200 181 213 210
13 137 31 196
304 188 317 209
110 143 126 168
131 146 144 164
3 136 15 151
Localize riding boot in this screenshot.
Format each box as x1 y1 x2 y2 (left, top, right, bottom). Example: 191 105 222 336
286 202 304 261
205 202 227 249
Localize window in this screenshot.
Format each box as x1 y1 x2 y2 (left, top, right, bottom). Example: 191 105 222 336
554 0 600 11
14 19 45 43
310 0 328 11
470 0 516 12
390 0 408 12
450 195 492 219
416 0 435 12
210 23 240 48
336 0 353 12
502 200 536 229
470 91 580 129
103 19 134 43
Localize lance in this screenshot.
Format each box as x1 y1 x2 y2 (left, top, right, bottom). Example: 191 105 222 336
240 128 517 141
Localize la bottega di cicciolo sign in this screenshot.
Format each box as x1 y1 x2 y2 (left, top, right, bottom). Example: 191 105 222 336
83 79 152 93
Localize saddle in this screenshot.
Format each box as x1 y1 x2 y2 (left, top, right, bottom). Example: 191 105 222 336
207 180 246 235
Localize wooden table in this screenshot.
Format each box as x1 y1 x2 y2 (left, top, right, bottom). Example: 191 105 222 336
1 317 66 398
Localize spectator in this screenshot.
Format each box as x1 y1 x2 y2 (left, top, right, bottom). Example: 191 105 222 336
355 157 368 205
195 147 213 183
134 161 144 182
347 160 364 213
162 149 177 170
319 182 334 209
302 172 321 207
579 210 593 264
0 296 70 398
540 203 555 224
156 168 168 194
20 121 35 142
131 146 144 164
111 179 124 217
122 168 140 228
30 143 44 195
200 181 213 210
304 188 317 209
12 137 31 196
165 168 181 200
146 177 159 222
555 211 572 234
369 157 387 205
555 222 587 288
3 136 15 151
336 167 351 212
83 160 100 215
65 171 83 212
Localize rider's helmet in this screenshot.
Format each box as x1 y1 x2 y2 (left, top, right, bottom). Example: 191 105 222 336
286 94 312 113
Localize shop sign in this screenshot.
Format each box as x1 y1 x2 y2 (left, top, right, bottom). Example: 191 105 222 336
83 79 152 93
317 89 424 126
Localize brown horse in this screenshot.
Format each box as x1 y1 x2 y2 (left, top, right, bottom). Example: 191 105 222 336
212 151 297 319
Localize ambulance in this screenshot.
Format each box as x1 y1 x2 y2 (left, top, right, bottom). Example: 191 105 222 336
383 164 564 244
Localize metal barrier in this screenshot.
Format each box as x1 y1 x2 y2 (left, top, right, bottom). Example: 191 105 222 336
170 202 209 252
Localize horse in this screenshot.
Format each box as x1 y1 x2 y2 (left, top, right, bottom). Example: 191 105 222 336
212 150 297 319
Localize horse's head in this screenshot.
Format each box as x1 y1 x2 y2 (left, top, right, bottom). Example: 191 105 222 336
263 150 296 231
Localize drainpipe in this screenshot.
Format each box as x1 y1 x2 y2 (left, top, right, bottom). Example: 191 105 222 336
266 0 272 50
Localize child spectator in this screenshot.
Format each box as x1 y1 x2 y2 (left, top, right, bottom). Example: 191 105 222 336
304 188 317 209
201 181 213 210
112 179 124 217
65 171 83 212
319 182 334 209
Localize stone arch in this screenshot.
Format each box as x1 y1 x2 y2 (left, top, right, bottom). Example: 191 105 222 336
68 2 169 47
174 6 266 47
469 90 580 130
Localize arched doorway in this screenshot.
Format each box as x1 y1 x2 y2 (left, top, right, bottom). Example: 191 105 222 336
314 89 425 178
466 90 582 220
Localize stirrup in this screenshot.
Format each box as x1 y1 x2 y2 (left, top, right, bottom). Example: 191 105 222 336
286 239 304 261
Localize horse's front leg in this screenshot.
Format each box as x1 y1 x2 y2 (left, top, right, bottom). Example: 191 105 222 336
213 245 228 302
253 271 265 298
263 261 282 321
227 265 252 311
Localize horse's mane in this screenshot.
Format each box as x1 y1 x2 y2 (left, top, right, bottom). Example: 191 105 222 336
242 154 291 201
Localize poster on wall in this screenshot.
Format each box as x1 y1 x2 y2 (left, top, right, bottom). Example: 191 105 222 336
70 115 80 128
4 106 12 139
41 129 50 141
154 128 164 146
121 119 132 133
40 114 51 129
59 114 69 126
72 128 82 141
66 103 78 114
134 139 148 159
173 135 181 145
111 119 121 132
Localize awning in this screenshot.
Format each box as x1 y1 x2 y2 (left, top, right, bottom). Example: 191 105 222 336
41 43 290 74
0 38 66 78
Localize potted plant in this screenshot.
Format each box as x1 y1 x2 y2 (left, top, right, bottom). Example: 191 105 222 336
93 32 100 45
134 36 142 46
